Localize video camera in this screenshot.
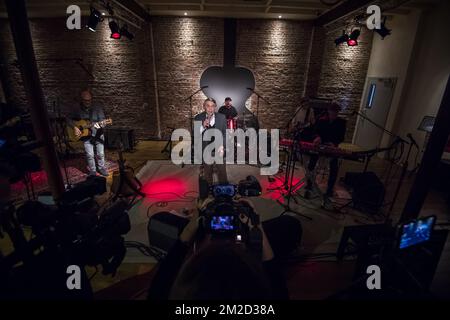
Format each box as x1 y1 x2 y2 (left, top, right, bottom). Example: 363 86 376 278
198 176 264 257
0 176 131 299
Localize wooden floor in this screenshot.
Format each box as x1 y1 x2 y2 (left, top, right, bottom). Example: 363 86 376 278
2 140 449 299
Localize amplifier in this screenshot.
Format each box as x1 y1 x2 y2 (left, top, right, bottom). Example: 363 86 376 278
344 171 385 214
105 127 135 151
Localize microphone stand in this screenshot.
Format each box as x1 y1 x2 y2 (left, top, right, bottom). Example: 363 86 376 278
386 134 418 222
353 110 416 222
247 87 270 119
354 110 407 144
184 87 207 167
185 86 207 133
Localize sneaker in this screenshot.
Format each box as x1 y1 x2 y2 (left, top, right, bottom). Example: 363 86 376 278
98 168 109 177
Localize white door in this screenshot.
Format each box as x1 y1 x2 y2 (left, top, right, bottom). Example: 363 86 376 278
354 77 397 149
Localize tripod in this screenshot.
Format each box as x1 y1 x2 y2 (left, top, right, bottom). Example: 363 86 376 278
276 136 312 221
161 127 175 159
112 143 145 204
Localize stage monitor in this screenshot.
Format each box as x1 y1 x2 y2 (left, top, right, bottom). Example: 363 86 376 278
398 215 436 250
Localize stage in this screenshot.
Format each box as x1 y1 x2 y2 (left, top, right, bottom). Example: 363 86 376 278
123 159 382 263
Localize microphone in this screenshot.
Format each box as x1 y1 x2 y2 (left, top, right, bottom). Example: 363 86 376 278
205 113 212 128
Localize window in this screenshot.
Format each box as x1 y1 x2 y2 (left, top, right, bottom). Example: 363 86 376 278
367 84 376 109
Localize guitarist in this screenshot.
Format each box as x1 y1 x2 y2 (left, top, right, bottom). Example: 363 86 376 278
69 90 109 177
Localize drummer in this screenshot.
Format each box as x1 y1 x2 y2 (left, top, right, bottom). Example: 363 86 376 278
218 97 238 129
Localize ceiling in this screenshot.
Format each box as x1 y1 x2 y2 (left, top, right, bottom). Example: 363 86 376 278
0 0 440 21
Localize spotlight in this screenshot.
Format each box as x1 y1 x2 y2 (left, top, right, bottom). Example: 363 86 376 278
184 12 188 16
86 7 103 32
278 15 282 19
109 21 121 39
374 22 391 39
334 30 349 46
120 25 134 41
347 29 360 46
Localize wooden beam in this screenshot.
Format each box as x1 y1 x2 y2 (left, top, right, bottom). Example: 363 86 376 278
114 0 151 22
5 0 65 200
265 0 273 13
314 0 375 26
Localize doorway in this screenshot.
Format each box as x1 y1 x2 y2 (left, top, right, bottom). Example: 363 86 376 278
354 77 397 149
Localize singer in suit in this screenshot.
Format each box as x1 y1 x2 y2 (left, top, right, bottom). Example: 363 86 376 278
194 98 228 185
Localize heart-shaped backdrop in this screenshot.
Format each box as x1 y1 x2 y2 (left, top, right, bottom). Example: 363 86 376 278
200 66 255 113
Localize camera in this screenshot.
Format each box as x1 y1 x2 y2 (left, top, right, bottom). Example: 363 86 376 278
198 176 263 256
0 176 131 299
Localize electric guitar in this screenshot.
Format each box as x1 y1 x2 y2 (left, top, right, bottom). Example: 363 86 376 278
67 118 112 141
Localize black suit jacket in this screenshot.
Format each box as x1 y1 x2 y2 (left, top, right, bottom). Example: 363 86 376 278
194 112 227 148
194 112 227 155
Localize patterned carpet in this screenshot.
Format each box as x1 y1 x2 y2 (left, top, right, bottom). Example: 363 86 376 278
10 158 118 202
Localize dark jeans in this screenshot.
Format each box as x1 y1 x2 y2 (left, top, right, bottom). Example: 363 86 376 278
307 155 339 196
202 163 228 185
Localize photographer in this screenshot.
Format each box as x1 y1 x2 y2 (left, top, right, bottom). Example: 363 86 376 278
148 198 301 300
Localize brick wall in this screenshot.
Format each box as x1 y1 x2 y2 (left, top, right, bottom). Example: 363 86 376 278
315 26 373 142
236 19 314 131
0 18 158 138
1 16 373 142
151 17 223 138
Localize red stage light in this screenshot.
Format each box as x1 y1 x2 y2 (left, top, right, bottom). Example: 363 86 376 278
111 32 121 39
261 175 304 201
347 39 357 46
141 177 188 200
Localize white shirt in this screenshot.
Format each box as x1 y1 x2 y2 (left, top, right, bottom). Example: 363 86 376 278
200 113 215 134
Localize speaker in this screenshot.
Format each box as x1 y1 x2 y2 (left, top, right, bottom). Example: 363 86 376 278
61 175 107 204
344 171 385 214
147 212 189 252
105 127 135 151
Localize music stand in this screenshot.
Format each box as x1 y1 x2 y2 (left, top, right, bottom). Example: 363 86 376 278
417 116 435 133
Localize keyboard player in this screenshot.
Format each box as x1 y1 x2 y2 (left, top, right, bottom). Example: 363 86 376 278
305 102 346 205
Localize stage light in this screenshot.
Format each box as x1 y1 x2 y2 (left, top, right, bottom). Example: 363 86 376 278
334 30 349 46
374 22 391 39
120 24 134 41
86 7 103 32
109 21 121 39
278 15 282 19
347 29 360 46
184 12 188 16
